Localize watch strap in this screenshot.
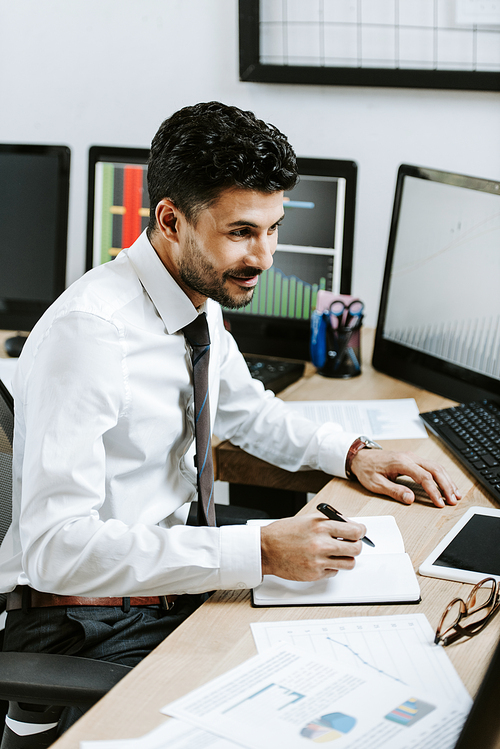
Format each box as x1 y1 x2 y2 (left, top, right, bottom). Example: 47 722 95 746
345 436 382 479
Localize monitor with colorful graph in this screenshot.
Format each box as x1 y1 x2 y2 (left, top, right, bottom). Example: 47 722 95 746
86 147 357 360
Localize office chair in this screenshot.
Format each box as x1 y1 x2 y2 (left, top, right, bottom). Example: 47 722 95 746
0 379 132 749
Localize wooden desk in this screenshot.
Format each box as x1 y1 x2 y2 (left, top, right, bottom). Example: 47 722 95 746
215 327 457 494
53 491 497 748
52 331 498 749
0 330 17 359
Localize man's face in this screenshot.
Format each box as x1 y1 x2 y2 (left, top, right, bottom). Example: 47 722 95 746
171 187 285 309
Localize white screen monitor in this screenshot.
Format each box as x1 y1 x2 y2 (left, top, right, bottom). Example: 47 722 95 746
373 164 500 403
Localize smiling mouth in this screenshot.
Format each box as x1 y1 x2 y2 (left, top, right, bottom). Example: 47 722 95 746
229 275 260 288
226 269 262 289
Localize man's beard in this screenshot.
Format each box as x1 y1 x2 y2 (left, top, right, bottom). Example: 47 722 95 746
178 234 262 309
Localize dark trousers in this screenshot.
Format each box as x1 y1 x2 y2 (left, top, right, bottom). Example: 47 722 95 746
2 594 204 736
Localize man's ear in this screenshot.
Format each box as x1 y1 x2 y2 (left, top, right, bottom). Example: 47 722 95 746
155 199 180 242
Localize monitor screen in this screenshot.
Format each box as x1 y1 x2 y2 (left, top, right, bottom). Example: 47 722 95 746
86 146 150 269
87 148 357 361
0 144 70 332
373 164 500 403
224 159 357 359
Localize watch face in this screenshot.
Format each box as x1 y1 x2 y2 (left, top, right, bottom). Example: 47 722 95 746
360 436 382 449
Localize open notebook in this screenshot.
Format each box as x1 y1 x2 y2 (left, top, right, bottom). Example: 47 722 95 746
250 516 420 607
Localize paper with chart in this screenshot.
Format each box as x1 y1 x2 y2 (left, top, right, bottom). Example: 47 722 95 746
285 398 427 439
162 642 469 749
251 614 471 709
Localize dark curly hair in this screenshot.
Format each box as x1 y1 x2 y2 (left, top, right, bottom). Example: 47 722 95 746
147 101 298 235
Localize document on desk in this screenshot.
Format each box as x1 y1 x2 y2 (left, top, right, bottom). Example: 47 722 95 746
161 642 470 749
250 614 470 708
80 718 239 749
251 516 421 606
286 398 427 440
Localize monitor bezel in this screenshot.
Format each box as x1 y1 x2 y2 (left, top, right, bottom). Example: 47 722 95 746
454 632 500 749
86 145 150 272
0 143 70 332
372 164 500 403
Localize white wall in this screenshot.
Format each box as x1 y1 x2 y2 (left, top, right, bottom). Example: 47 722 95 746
1 0 499 325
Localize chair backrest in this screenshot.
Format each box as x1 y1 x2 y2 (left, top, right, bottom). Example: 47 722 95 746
0 379 14 614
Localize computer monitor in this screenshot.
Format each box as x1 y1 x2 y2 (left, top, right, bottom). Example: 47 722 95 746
87 147 357 361
0 144 70 335
86 145 150 270
454 632 500 749
373 164 500 403
225 158 357 360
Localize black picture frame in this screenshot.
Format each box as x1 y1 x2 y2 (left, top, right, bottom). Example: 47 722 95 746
239 0 500 92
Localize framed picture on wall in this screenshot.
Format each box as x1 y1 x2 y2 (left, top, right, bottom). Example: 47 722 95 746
239 0 500 91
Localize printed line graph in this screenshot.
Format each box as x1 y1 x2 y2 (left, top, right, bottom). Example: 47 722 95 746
325 637 408 685
250 615 470 707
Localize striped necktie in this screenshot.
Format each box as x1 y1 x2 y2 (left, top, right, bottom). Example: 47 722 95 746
183 312 216 527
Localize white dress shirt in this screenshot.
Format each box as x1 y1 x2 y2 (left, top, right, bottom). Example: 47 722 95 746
0 231 358 597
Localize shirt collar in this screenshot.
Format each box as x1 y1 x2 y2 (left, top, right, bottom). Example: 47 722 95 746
125 230 200 334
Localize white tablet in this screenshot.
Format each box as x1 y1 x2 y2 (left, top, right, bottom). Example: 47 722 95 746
419 506 500 584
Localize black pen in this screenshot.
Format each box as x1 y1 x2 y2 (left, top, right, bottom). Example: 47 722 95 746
317 502 375 547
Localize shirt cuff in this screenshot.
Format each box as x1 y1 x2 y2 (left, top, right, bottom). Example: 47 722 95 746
218 524 262 590
316 425 360 478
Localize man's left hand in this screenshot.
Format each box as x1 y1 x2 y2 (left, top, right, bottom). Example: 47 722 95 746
350 449 461 508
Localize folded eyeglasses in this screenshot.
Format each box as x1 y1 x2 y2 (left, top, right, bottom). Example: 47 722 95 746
435 577 500 647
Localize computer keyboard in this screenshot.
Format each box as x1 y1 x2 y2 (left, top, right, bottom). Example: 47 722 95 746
420 400 500 503
244 355 305 394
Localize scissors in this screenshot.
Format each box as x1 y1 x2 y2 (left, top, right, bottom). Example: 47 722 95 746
329 299 364 330
329 299 364 374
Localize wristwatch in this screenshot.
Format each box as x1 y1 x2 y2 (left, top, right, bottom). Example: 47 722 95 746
345 435 382 480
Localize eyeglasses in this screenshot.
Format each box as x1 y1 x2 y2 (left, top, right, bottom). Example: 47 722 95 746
435 577 500 646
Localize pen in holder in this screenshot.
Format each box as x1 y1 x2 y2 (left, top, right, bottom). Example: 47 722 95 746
310 294 363 378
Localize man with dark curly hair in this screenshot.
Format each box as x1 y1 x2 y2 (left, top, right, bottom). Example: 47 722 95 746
0 102 460 735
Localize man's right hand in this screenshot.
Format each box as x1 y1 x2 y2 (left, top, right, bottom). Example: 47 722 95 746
260 510 366 582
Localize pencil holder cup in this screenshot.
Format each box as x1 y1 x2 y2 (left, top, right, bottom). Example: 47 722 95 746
323 322 362 378
310 294 363 379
